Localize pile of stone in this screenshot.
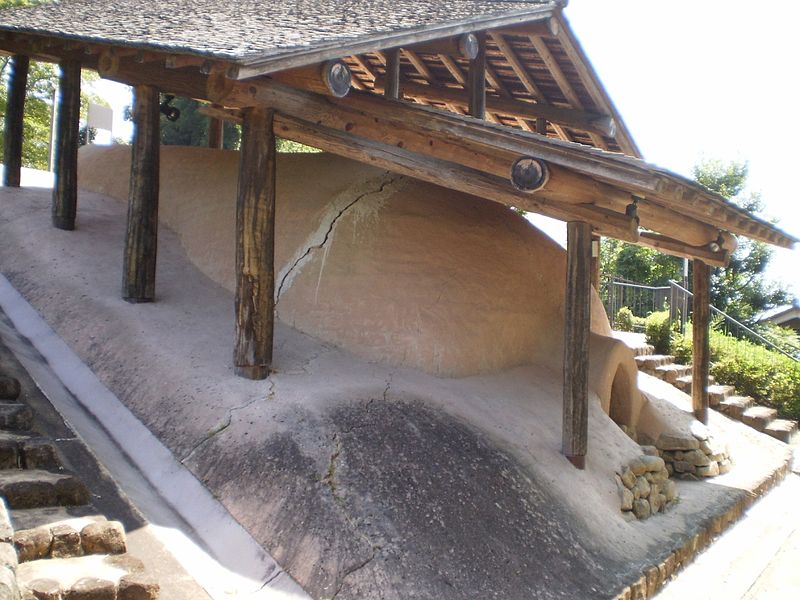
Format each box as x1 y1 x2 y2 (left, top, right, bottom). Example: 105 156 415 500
14 518 126 562
616 450 678 520
656 422 732 479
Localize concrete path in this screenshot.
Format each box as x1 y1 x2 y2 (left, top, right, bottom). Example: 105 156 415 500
656 472 800 600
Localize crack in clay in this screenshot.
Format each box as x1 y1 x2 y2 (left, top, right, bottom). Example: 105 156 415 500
180 379 275 464
275 174 399 306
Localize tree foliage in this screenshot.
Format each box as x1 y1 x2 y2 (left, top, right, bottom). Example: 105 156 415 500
600 237 681 286
159 97 240 150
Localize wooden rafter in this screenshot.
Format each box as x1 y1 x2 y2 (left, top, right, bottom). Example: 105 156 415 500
488 31 572 142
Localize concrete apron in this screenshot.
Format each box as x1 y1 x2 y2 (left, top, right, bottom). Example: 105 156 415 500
0 274 309 600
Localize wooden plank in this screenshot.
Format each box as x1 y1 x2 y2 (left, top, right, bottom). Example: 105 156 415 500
489 31 572 142
207 102 224 149
529 36 608 150
51 60 81 230
468 31 486 119
234 107 276 380
2 55 29 188
692 260 710 424
122 85 161 302
563 220 592 469
384 48 401 99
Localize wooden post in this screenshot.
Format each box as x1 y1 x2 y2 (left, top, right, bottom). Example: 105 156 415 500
234 107 276 379
468 31 486 119
385 49 400 100
692 260 710 424
2 55 29 188
590 235 601 289
122 85 161 302
563 221 592 469
51 60 81 230
208 103 224 149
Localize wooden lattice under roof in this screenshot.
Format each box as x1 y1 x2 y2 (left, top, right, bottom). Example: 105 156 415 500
342 15 639 157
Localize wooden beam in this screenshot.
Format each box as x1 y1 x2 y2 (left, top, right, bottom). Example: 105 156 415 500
51 60 81 230
410 34 480 60
692 260 710 424
2 55 29 188
122 85 161 302
234 107 276 380
489 31 572 142
499 17 560 38
372 80 616 138
270 60 352 98
384 48 400 99
563 221 592 469
207 103 224 149
637 232 729 267
468 31 486 119
165 54 205 69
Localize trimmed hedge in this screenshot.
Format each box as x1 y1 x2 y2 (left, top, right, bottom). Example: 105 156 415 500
672 328 800 420
645 310 673 355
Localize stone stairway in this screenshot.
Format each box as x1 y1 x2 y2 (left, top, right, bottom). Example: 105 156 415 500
630 340 798 444
0 364 160 599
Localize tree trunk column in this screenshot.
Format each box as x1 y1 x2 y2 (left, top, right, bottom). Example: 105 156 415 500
234 107 276 380
563 221 592 469
692 260 710 424
208 104 224 149
52 60 81 230
3 55 29 188
590 235 601 290
468 31 486 119
122 85 160 302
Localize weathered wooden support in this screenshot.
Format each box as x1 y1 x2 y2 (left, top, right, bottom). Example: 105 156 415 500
2 55 29 188
410 33 479 59
234 107 276 380
637 232 729 268
500 17 560 38
373 80 616 138
51 60 81 230
692 260 710 424
270 59 352 98
122 85 160 302
563 221 592 469
468 31 486 119
384 49 400 100
207 103 224 149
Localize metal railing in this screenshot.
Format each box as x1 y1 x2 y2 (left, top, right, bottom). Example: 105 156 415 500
603 277 799 362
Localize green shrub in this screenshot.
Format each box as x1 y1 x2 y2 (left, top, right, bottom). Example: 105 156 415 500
670 328 800 420
645 310 673 354
616 307 635 332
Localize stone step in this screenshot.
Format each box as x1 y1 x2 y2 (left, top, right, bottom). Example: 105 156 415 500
0 375 21 401
0 470 89 509
0 403 33 431
764 419 798 444
707 385 736 407
15 517 126 562
635 354 675 373
629 344 655 358
10 505 100 532
674 374 716 393
18 554 159 599
655 363 692 384
718 396 755 420
0 431 60 470
742 406 779 432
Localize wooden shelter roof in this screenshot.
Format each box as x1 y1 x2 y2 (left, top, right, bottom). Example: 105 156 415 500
0 0 796 254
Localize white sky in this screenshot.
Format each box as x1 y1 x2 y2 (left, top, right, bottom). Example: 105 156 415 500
88 0 800 300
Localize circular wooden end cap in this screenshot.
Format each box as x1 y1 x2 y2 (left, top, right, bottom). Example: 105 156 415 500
459 33 480 60
511 157 550 192
324 60 353 98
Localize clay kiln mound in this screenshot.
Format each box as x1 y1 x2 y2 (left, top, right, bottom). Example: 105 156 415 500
78 144 614 379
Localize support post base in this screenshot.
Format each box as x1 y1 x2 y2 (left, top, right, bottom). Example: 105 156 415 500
566 454 586 470
235 365 271 380
122 296 154 304
693 409 708 425
52 216 75 231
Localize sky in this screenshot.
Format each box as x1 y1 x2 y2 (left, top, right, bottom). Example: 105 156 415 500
89 0 800 300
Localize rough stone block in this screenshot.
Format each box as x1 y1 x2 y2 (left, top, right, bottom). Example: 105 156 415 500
684 449 711 467
0 543 17 572
21 440 60 471
742 406 778 432
0 565 19 600
629 459 646 476
0 500 12 544
718 459 732 475
54 477 90 507
673 461 695 474
118 573 159 600
26 578 61 600
633 476 650 500
14 527 53 562
620 468 636 489
640 455 665 472
64 577 115 600
1 478 57 510
0 404 33 431
633 499 651 520
656 433 699 451
620 487 634 511
81 522 126 556
640 445 659 457
0 438 19 470
663 480 677 502
51 524 82 559
696 461 720 478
